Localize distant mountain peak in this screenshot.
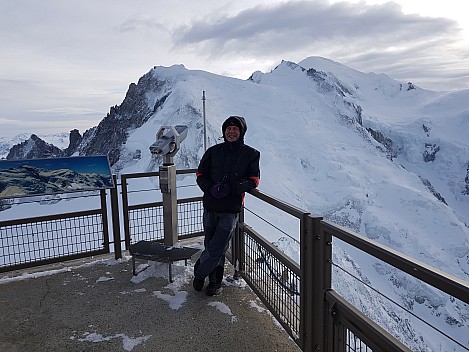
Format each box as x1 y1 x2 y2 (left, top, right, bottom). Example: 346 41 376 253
6 134 62 160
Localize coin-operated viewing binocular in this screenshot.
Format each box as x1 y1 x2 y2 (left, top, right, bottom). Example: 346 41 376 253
149 125 188 196
149 125 188 159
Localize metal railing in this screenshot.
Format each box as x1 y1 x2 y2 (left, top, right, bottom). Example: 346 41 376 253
1 169 468 351
0 189 111 272
240 224 302 338
120 170 203 250
239 189 469 352
321 220 469 352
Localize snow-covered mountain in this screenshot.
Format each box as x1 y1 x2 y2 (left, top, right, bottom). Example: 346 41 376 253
0 132 69 159
3 56 469 350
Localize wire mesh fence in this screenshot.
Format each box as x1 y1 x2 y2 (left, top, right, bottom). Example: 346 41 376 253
241 225 301 341
0 210 108 272
177 198 204 237
128 202 165 243
126 198 203 244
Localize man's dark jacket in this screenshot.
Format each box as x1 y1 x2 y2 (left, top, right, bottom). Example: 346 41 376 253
196 139 260 213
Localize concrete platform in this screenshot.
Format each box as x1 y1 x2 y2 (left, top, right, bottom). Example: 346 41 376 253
0 252 301 352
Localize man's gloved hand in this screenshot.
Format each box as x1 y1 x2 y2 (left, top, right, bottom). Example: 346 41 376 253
210 182 231 199
231 179 254 195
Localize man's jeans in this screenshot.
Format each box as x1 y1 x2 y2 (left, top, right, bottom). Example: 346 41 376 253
194 210 238 284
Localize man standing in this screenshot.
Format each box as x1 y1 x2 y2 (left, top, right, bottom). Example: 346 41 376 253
193 115 260 295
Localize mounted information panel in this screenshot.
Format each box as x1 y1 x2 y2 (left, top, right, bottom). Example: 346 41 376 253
0 155 114 199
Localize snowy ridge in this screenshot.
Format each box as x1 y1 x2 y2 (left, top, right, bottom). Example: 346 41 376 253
0 133 69 159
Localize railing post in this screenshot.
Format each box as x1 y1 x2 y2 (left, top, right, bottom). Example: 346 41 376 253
121 175 132 249
321 222 333 351
233 206 245 279
301 214 314 351
302 214 326 351
110 175 122 259
100 189 110 254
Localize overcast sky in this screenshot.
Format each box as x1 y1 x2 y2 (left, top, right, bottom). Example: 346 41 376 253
1 0 469 137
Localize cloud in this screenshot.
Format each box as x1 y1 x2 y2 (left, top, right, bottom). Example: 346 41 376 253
28 107 103 115
170 0 469 89
117 16 168 34
173 1 460 57
0 77 116 137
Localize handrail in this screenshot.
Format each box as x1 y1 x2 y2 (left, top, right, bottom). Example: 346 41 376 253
322 220 469 304
120 168 197 180
248 189 311 219
0 208 102 226
326 290 412 352
243 224 300 275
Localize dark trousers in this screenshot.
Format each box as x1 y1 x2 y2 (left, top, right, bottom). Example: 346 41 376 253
194 210 238 284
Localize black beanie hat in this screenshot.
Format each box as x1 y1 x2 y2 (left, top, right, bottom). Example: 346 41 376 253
222 115 247 140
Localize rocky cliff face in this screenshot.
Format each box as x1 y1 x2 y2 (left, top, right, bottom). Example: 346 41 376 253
423 143 440 162
366 128 400 160
76 71 171 165
62 129 83 157
6 130 83 160
6 134 62 160
464 163 469 195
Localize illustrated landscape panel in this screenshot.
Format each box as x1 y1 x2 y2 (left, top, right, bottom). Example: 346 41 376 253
0 155 114 199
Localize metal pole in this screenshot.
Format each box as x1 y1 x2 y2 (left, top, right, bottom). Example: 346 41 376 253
121 174 132 249
300 214 314 351
110 174 122 259
202 90 207 152
311 215 328 351
100 189 110 253
160 155 178 246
